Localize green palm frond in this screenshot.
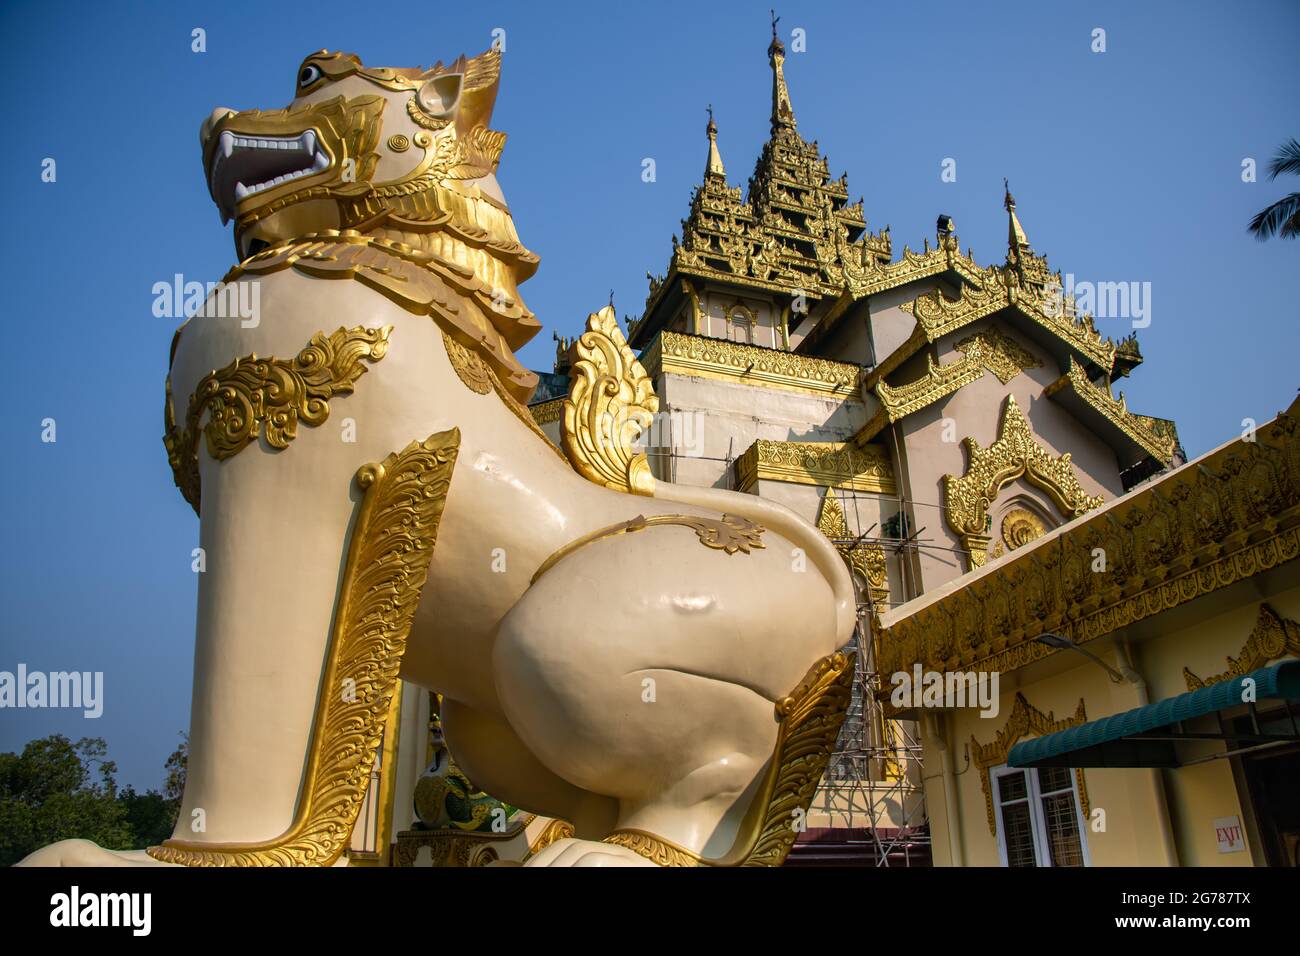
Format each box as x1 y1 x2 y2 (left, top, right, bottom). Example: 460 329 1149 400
1248 192 1300 241
1267 138 1300 181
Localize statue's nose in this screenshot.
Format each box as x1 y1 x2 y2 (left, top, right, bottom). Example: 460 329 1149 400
200 107 237 149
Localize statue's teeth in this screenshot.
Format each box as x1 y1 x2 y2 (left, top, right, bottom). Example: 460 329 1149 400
234 181 249 201
220 130 234 159
312 151 327 170
302 130 316 154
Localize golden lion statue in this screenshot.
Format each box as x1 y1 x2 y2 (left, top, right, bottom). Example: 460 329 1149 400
20 48 856 868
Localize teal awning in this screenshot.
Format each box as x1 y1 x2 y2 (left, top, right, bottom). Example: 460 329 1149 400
1008 661 1300 769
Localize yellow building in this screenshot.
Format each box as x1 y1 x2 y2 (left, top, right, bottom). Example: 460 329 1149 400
876 399 1300 866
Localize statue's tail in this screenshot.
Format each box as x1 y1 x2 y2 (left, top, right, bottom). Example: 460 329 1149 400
651 481 858 646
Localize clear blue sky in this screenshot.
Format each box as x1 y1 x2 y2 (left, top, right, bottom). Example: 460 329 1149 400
1 0 1296 789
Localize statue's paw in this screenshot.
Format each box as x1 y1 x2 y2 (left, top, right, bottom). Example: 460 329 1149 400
15 839 177 867
525 837 658 867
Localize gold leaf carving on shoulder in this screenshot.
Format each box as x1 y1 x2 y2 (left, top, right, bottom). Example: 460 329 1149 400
562 306 659 496
164 325 391 514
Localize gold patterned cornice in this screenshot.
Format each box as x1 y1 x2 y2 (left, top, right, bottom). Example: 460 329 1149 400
944 396 1103 569
876 399 1300 692
735 439 896 494
854 328 1041 444
164 325 391 514
640 331 862 400
1183 604 1300 691
149 429 460 866
528 397 564 427
970 694 1089 837
818 490 888 608
1044 359 1177 466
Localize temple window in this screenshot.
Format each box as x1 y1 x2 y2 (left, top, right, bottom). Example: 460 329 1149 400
991 764 1089 867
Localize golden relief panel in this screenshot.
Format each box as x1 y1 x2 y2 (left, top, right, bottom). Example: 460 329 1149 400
735 439 896 494
640 330 862 399
1002 507 1049 551
875 400 1300 686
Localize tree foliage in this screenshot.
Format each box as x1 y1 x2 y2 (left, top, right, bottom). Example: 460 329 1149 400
0 732 187 866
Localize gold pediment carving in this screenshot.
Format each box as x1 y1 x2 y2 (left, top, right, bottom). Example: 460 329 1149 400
1183 604 1300 691
943 395 1103 569
971 693 1089 837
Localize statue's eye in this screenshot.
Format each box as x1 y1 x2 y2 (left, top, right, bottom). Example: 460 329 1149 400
298 64 323 88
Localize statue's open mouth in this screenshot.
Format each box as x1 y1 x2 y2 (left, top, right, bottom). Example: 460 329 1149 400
208 128 330 221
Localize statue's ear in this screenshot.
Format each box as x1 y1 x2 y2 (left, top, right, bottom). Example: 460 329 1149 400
416 72 463 121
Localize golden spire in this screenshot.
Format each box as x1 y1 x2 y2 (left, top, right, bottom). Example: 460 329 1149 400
1004 178 1031 258
705 104 726 178
768 10 796 131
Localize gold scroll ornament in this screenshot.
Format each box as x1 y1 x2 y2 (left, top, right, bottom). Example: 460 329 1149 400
561 306 659 497
164 325 391 513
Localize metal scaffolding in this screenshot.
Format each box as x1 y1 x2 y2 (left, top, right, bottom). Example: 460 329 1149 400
638 434 986 866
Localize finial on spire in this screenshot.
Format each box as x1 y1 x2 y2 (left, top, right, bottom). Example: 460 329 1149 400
767 10 796 131
1003 179 1030 257
705 103 726 178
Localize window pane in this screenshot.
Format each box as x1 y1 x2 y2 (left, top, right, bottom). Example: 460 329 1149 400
1041 790 1085 867
1039 765 1073 794
998 770 1028 803
1001 801 1037 867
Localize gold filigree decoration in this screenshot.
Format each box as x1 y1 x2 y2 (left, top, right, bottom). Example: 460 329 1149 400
735 439 896 494
164 325 391 513
602 650 855 866
639 331 861 399
1002 507 1049 551
944 395 1103 569
955 328 1042 384
441 330 492 395
817 490 888 608
528 398 564 427
970 693 1089 837
1184 604 1300 690
1044 359 1178 466
531 513 766 585
874 398 1300 693
148 429 461 866
527 819 576 857
561 306 659 496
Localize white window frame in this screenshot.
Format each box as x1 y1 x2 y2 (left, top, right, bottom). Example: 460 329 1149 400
990 763 1091 867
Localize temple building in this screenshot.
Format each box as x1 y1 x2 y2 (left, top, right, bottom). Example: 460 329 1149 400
353 27 1299 866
